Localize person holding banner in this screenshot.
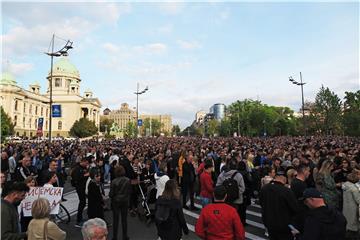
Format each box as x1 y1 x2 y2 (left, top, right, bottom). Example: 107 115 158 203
27 198 66 240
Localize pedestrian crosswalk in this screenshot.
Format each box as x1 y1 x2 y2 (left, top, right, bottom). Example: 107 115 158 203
184 198 268 240
61 189 268 240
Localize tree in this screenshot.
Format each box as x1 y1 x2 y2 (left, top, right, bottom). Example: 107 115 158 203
314 86 342 135
218 119 232 137
142 118 163 136
99 118 114 134
1 106 14 140
343 90 360 136
172 125 181 136
207 119 219 137
69 117 98 138
124 122 137 138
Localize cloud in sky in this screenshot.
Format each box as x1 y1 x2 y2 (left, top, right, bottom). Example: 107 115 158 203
177 40 202 50
1 2 359 129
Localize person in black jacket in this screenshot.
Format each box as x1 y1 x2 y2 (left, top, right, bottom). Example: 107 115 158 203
71 158 89 227
87 168 105 220
300 188 346 240
155 179 189 240
109 165 131 240
181 154 198 210
259 171 299 240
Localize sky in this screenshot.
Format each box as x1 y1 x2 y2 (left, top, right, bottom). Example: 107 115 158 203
1 1 359 129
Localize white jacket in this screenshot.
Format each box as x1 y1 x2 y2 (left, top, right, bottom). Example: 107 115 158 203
154 173 169 199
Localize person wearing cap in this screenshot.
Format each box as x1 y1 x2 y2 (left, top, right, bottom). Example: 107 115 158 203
259 171 299 240
301 188 346 240
195 185 245 240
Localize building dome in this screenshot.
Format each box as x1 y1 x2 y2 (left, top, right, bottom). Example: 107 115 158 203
49 57 80 79
0 72 17 86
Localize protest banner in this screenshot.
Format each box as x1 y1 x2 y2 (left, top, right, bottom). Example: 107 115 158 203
19 186 63 217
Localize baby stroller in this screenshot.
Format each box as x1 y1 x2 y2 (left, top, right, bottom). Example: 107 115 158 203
137 180 157 225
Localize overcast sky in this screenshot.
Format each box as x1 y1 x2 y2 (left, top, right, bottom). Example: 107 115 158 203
1 1 359 129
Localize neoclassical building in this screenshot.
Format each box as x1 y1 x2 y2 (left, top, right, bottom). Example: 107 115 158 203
0 57 101 138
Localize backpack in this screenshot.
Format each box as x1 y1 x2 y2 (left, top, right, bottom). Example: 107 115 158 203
222 171 239 202
155 203 171 224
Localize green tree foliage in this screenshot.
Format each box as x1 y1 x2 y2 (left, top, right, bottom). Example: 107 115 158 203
343 90 360 136
207 119 219 137
124 122 137 138
69 117 98 138
227 99 296 137
218 119 232 137
172 125 181 136
142 118 163 136
99 118 114 134
1 106 14 140
314 86 342 135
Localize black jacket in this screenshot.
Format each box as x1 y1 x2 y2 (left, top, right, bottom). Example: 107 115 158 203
71 164 88 191
87 180 104 219
155 197 189 240
259 181 299 232
300 206 346 240
182 161 195 184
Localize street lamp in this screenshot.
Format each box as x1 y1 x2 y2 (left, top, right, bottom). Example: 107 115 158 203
289 72 306 135
45 34 73 143
134 83 149 137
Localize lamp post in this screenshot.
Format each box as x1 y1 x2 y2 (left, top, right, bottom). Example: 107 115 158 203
45 34 73 143
289 72 306 135
134 83 149 137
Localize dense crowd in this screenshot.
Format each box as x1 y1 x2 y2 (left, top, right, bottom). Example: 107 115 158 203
1 136 360 240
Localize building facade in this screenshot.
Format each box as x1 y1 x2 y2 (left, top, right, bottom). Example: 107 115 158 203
139 114 172 134
210 103 226 121
103 103 136 135
0 57 101 138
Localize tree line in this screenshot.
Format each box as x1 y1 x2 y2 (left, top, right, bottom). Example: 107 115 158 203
181 88 360 137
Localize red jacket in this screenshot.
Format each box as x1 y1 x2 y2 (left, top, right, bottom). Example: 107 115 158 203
200 171 214 199
195 202 245 240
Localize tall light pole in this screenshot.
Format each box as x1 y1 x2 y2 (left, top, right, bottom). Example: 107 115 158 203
134 83 149 137
45 34 73 143
289 72 306 135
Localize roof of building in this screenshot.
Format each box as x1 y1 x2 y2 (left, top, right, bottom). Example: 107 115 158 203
50 57 80 78
0 72 17 86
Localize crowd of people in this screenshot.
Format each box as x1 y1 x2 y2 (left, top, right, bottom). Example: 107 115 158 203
1 136 360 240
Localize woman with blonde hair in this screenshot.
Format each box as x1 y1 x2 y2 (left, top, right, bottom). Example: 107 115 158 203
315 160 340 209
27 198 66 240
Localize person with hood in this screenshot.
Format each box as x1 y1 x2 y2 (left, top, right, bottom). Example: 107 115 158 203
301 188 346 240
155 162 170 199
155 179 189 240
342 172 360 239
216 160 245 216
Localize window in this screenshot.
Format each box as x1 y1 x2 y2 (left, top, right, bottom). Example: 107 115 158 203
58 121 62 130
35 119 37 129
23 117 25 128
35 106 38 115
55 78 61 87
29 118 32 128
14 116 17 126
66 79 71 88
46 108 48 116
29 104 32 114
41 107 43 116
45 121 48 129
14 100 18 111
23 103 26 113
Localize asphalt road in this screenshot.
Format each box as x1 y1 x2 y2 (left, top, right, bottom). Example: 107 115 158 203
59 182 268 240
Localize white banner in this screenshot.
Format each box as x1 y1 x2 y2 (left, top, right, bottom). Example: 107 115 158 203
19 187 64 217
